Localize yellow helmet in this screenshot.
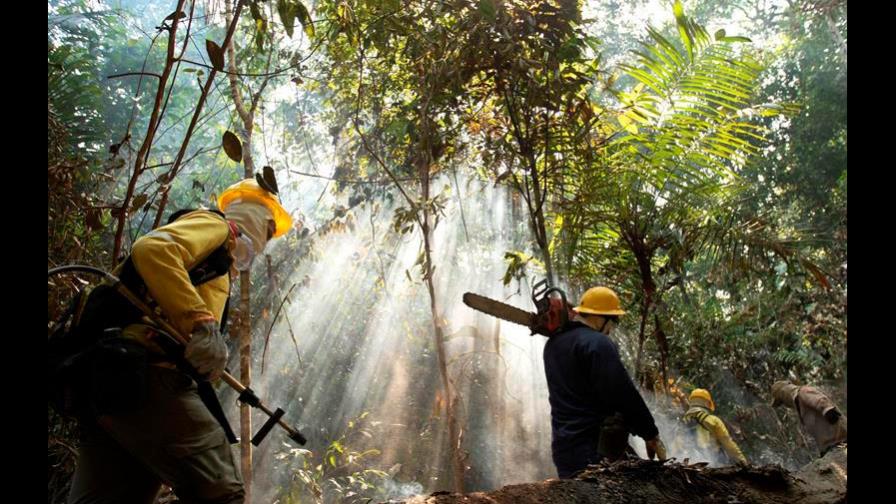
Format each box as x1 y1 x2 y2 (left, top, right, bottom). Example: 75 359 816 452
689 388 715 411
218 178 293 237
574 287 626 316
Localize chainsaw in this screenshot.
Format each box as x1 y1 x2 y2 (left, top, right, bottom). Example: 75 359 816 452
462 279 577 336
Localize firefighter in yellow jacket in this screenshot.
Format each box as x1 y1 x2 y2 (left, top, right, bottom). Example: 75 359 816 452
683 388 748 465
67 178 292 504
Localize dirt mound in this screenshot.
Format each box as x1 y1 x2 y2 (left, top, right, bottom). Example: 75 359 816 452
398 446 846 504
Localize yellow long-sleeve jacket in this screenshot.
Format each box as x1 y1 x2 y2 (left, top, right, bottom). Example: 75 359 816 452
683 406 748 464
125 210 234 340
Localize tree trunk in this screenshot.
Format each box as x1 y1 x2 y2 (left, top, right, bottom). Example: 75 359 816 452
526 150 555 286
629 233 656 386
421 219 465 493
653 314 669 391
221 4 261 494
824 11 847 68
151 0 246 227
418 103 465 492
238 150 254 501
634 295 651 387
225 0 256 174
497 77 554 287
112 0 186 262
239 271 252 502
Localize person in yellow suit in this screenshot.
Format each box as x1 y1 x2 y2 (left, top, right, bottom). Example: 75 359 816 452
67 178 292 504
683 388 748 465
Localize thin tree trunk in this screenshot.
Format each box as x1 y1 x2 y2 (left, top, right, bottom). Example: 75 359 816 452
112 0 186 263
217 2 256 496
225 0 255 174
825 11 847 68
421 218 465 493
528 153 555 286
635 296 651 386
629 234 656 386
351 95 466 491
151 0 247 228
239 270 252 502
496 76 554 287
419 100 465 492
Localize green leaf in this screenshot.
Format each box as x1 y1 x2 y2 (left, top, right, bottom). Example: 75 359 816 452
255 19 267 51
278 0 295 38
557 37 582 62
672 0 685 20
618 113 638 134
205 40 225 71
130 194 148 213
714 29 726 40
249 1 263 22
295 1 315 38
583 36 602 53
479 0 497 22
720 36 752 43
672 0 693 60
222 131 243 162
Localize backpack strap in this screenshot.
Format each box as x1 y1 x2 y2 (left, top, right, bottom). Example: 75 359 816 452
117 209 234 333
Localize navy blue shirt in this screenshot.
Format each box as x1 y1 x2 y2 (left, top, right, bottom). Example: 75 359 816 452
543 322 658 448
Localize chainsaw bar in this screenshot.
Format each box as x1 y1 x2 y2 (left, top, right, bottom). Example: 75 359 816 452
462 292 535 328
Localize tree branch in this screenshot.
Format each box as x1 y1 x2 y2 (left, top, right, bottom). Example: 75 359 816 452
261 283 298 374
152 0 247 227
107 72 162 80
351 117 419 221
112 0 187 263
288 169 415 184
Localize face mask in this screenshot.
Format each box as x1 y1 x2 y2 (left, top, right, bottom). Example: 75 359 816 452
233 234 256 271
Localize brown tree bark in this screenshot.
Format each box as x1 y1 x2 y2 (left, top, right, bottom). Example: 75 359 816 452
112 0 187 263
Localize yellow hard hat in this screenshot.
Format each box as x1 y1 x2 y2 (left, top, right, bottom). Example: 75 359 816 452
574 287 626 316
689 388 715 411
218 178 293 237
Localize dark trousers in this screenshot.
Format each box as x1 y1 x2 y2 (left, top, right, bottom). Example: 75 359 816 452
67 367 244 504
552 413 631 479
552 438 604 479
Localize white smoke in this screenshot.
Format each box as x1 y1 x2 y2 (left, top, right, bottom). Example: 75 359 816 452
381 478 425 501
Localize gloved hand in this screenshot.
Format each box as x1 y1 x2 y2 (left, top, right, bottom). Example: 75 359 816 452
645 436 667 461
184 319 228 380
823 407 841 424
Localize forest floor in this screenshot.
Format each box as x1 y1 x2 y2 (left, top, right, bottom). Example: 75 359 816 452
396 445 846 504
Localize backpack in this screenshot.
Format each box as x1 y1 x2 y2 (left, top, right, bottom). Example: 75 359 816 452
48 209 233 418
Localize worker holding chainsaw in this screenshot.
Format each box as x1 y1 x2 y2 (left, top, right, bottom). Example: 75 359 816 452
543 286 667 478
65 174 292 504
463 283 667 477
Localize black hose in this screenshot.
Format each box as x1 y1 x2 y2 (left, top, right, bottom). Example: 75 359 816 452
48 264 116 282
